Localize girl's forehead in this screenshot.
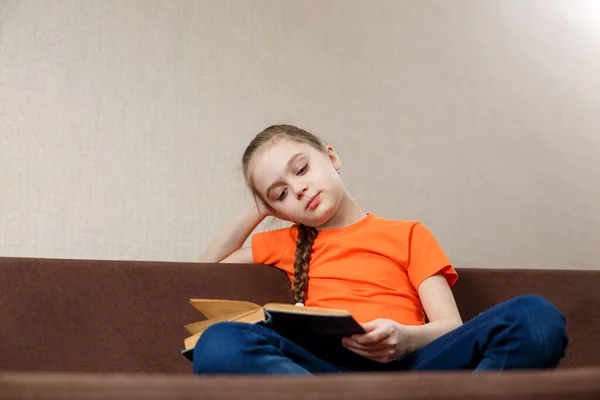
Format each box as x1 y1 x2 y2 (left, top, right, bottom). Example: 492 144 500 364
253 141 311 168
249 141 314 187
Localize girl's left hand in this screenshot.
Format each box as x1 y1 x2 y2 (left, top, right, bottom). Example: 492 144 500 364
342 318 412 363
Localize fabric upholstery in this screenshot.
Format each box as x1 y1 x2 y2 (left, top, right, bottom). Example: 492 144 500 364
0 257 290 373
0 257 598 374
1 368 600 399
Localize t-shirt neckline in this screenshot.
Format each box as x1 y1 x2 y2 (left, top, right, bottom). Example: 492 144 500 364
315 212 375 238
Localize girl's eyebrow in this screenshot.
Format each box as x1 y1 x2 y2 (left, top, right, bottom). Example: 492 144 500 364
265 152 305 198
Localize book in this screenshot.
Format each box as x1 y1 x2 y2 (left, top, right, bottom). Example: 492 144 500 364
182 299 365 362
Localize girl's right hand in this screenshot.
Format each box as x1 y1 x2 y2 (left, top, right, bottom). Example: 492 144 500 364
199 201 272 263
256 200 292 223
255 199 273 219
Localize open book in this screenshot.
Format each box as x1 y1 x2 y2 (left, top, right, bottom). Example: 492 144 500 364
182 299 365 361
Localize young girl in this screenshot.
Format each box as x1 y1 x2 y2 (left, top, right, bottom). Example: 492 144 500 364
194 124 568 375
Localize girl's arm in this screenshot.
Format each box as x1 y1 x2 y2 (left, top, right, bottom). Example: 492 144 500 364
199 203 268 263
342 273 463 362
404 273 463 352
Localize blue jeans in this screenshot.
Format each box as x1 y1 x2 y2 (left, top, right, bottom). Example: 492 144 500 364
193 295 568 375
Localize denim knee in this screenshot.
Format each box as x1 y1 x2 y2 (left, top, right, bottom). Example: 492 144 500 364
506 295 568 362
193 322 255 374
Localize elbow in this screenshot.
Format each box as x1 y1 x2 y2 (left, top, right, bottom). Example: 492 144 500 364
448 317 463 331
198 254 224 263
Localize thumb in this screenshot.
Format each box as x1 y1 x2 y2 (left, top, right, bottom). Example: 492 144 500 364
359 319 382 333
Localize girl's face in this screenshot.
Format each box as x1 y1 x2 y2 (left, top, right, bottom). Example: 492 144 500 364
249 139 344 228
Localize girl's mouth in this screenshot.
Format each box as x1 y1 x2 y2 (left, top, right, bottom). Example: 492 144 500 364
306 192 321 210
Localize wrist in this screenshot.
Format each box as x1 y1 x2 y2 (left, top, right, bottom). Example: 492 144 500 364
253 200 272 218
401 324 419 354
247 202 269 223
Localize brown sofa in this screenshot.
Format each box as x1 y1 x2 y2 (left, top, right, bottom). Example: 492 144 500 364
1 256 599 399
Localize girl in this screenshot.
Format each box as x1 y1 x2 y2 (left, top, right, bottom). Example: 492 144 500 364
194 124 567 375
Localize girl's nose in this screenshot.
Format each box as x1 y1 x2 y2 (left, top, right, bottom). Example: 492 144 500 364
294 185 308 200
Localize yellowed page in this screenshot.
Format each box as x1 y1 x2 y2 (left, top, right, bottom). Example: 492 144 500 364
184 315 231 335
188 299 262 319
183 308 266 350
184 332 201 350
231 308 265 323
184 308 258 334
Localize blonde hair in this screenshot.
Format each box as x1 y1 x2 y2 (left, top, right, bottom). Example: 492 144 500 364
242 125 325 304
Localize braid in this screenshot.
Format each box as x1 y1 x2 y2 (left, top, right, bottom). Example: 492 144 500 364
240 124 326 304
292 224 318 304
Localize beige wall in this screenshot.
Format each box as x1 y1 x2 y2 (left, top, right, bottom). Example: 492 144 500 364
1 0 599 269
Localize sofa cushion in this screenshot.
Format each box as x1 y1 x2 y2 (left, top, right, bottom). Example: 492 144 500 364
1 368 600 399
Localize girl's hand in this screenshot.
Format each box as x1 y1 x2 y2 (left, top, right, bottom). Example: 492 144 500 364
342 319 413 363
255 200 293 222
253 199 272 219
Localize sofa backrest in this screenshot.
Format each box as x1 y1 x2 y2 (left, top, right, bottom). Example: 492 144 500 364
452 268 600 368
0 257 291 373
0 257 598 373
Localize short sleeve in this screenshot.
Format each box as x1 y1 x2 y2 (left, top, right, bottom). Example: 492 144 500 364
251 227 292 266
407 222 458 290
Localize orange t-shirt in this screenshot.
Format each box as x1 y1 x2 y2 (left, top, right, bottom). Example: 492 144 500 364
251 213 457 326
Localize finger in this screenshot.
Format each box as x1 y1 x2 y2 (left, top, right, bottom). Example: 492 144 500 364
344 345 373 359
344 345 398 362
360 320 381 332
352 328 391 345
343 338 390 352
372 356 396 364
346 345 396 358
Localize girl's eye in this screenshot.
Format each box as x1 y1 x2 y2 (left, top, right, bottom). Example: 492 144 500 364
297 163 308 175
277 188 288 201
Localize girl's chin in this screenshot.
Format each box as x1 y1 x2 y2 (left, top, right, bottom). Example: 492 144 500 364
303 212 337 229
277 205 337 228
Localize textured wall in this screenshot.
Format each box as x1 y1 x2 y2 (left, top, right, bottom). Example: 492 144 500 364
1 0 599 269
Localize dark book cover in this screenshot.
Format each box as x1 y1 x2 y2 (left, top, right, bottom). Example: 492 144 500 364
182 309 365 363
263 307 365 336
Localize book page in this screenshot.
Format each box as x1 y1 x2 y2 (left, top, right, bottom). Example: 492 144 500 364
189 299 262 318
184 313 235 335
184 332 201 350
183 308 266 350
184 308 265 335
264 303 351 316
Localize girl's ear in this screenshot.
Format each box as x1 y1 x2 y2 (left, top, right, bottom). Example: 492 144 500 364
326 146 341 173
